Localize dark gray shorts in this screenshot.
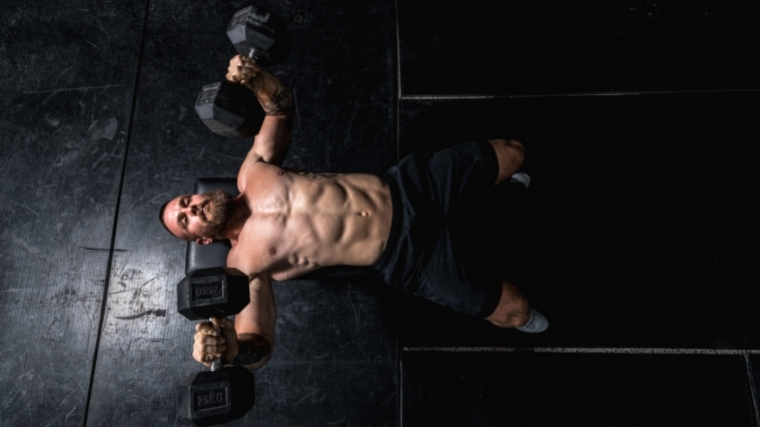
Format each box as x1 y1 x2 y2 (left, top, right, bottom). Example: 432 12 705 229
373 140 502 318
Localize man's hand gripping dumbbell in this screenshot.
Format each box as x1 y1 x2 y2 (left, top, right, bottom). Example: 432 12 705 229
225 55 293 118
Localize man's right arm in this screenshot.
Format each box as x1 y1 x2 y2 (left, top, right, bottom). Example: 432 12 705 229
231 275 276 370
193 275 276 371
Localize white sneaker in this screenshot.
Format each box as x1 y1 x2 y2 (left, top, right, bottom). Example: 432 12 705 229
516 308 548 333
509 172 531 188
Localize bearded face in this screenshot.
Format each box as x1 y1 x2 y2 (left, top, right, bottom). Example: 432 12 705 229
200 189 234 239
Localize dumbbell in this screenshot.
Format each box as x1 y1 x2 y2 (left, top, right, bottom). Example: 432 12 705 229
194 5 292 139
176 267 254 427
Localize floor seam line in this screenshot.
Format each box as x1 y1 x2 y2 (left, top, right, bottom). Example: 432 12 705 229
744 353 760 427
81 1 152 425
400 88 760 100
403 347 760 355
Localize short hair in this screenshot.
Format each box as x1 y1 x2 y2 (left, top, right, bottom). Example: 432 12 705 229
158 200 175 237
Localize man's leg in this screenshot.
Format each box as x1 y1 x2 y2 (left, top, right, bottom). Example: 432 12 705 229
487 139 525 186
485 279 531 328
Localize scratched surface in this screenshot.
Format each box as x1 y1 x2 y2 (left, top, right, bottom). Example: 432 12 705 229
396 93 760 349
0 1 145 426
403 351 754 426
85 0 397 426
398 0 760 95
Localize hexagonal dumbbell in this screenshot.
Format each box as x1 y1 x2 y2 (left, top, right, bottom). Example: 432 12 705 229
194 5 291 139
176 267 255 427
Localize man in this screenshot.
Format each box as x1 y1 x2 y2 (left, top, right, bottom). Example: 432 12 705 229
160 55 548 371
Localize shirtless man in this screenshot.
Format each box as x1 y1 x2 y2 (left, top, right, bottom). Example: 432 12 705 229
160 56 548 371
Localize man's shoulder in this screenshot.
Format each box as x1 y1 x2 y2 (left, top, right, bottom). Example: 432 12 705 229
238 160 282 191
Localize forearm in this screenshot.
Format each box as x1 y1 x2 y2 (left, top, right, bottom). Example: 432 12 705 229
227 275 276 371
250 70 292 164
253 69 293 116
227 55 292 115
230 333 272 370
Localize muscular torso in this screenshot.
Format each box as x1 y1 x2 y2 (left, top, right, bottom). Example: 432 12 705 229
227 162 393 281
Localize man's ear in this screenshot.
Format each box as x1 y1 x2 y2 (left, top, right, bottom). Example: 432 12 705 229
195 237 213 245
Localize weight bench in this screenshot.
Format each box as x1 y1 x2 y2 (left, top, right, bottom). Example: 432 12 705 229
185 178 376 281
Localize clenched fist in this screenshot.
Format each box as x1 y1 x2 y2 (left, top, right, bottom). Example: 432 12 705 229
224 54 293 116
192 317 239 368
226 55 261 92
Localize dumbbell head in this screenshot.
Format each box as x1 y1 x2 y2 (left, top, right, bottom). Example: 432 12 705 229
227 5 291 66
194 80 264 139
178 365 255 427
177 267 250 320
195 6 289 138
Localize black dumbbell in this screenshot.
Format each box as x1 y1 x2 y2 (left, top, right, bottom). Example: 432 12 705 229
176 267 255 427
195 5 291 139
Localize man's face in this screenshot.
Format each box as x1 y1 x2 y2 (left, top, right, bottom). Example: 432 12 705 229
162 189 233 244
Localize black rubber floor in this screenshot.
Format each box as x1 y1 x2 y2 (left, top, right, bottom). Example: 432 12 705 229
0 0 758 426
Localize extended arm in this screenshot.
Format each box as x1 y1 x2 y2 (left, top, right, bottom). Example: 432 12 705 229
227 55 293 167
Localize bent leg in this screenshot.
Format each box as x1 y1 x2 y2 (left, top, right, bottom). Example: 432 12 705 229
485 279 531 328
487 139 525 185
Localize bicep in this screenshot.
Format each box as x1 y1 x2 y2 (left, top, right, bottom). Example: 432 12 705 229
236 115 290 187
247 115 292 167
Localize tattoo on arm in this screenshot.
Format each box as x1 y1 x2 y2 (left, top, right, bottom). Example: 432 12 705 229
262 86 293 115
232 334 271 367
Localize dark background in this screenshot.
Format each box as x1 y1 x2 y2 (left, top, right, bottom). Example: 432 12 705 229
0 0 758 426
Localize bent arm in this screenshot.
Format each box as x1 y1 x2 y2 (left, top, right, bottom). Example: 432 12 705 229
227 55 293 168
231 275 277 370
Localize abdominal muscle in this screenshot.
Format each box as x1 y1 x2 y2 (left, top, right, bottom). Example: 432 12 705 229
287 172 392 266
237 168 393 281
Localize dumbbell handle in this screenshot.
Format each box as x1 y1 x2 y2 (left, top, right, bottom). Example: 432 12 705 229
245 47 262 61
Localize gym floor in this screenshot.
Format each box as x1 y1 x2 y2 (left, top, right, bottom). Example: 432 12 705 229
1 1 759 426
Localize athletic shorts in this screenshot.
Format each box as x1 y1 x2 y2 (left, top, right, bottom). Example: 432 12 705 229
372 140 503 318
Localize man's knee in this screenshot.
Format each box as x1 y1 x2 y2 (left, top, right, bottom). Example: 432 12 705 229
489 138 524 152
485 280 530 329
487 139 525 184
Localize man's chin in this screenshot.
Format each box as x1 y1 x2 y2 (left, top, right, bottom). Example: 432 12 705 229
204 190 233 226
202 221 230 241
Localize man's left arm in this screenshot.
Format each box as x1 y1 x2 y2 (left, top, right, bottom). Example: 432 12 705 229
227 55 294 167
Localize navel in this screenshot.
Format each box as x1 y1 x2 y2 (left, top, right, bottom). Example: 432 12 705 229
269 247 277 256
277 170 285 176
